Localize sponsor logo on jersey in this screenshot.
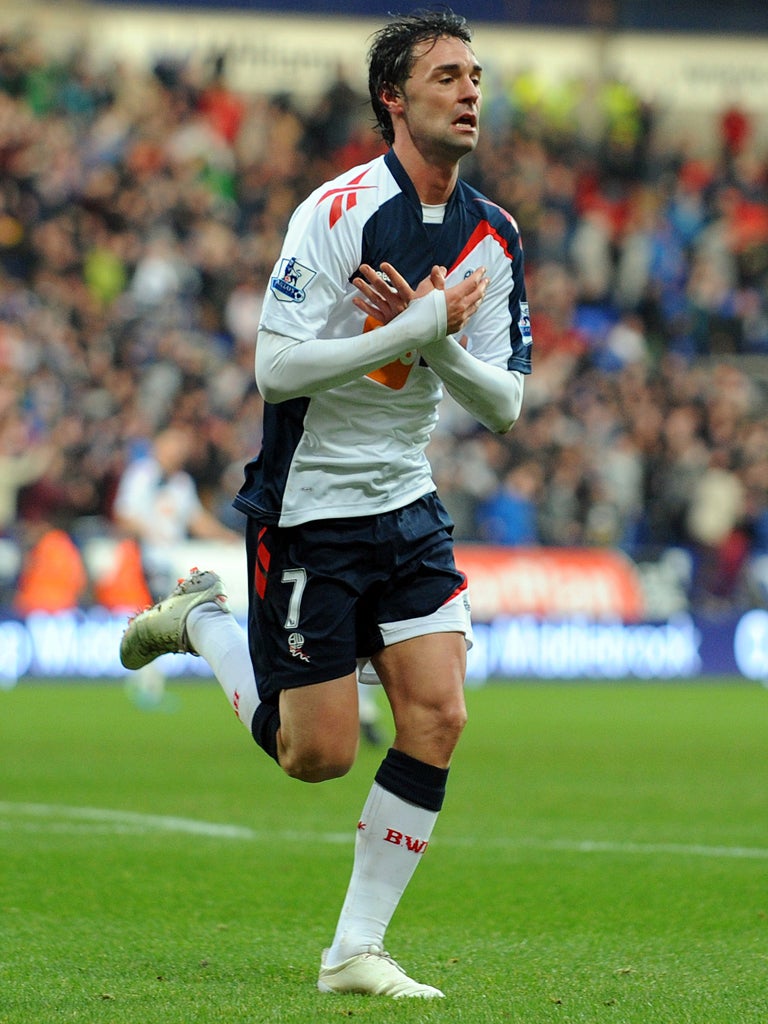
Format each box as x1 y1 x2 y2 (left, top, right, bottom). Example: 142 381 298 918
270 257 316 303
288 631 310 662
362 313 418 389
316 167 375 228
519 301 532 344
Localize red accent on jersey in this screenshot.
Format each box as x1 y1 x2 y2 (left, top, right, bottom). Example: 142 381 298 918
449 219 516 272
329 194 344 227
317 168 374 229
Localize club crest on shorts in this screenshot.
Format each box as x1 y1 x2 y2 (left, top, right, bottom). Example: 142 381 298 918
271 257 316 303
288 631 310 662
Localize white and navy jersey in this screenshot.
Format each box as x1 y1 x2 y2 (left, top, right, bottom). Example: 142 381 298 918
234 149 532 527
114 457 203 544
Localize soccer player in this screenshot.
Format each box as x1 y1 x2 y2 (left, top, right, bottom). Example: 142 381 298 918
113 427 242 598
120 9 531 998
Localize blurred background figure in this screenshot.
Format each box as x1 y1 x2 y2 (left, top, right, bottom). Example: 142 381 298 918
13 516 88 617
475 460 543 546
112 425 242 703
357 677 384 746
113 426 242 597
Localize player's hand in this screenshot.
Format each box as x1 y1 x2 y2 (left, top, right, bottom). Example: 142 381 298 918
352 263 415 325
431 265 489 336
353 261 488 336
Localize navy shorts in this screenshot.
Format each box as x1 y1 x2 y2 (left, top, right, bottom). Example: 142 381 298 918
245 493 466 703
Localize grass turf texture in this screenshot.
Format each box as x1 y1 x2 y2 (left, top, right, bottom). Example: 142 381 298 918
1 679 766 1023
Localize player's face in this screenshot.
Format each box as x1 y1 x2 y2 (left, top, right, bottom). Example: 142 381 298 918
398 35 482 163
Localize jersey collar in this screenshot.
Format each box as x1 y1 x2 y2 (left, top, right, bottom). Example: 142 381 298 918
384 148 460 215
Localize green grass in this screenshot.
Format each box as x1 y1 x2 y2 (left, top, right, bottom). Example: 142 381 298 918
1 678 767 1023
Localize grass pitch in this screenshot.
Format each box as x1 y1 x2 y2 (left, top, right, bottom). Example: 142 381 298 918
1 678 766 1023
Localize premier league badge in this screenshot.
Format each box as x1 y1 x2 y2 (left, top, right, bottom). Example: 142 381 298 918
270 256 317 303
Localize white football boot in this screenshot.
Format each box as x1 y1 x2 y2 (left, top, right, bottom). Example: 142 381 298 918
317 946 444 998
120 568 229 670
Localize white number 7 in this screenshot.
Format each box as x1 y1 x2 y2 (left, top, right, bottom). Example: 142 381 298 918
281 568 307 629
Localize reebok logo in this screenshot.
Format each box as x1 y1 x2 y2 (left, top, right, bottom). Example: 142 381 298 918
383 827 429 854
316 168 374 228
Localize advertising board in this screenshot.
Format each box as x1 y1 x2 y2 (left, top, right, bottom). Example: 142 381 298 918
1 545 764 684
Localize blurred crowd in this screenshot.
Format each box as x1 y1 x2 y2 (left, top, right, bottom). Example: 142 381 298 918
1 28 767 616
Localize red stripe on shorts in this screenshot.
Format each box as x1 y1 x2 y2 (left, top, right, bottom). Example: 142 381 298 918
255 527 269 599
443 572 468 605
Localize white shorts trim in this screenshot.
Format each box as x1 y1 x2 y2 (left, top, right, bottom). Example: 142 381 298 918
357 589 473 685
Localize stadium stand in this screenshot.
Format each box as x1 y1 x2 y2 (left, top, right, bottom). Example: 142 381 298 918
0 14 766 620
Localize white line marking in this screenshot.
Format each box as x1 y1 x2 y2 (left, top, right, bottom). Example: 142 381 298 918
0 802 349 843
1 802 766 860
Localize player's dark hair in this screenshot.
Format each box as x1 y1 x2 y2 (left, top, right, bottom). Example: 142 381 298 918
367 8 473 146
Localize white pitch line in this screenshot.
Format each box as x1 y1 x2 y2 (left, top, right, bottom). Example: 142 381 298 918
0 801 766 861
0 802 349 844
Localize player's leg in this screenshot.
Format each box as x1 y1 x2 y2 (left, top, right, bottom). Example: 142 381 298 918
319 495 469 997
186 599 262 729
119 559 362 780
320 633 465 986
274 672 360 782
376 629 467 766
246 518 366 782
119 568 263 732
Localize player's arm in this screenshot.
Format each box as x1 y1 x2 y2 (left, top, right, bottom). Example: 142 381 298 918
421 336 525 434
354 262 524 434
255 269 487 404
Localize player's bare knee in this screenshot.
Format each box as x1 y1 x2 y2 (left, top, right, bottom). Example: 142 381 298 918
435 695 468 740
283 756 353 784
280 742 356 783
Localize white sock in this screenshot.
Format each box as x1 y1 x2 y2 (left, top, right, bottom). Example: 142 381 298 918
186 602 260 729
326 781 439 966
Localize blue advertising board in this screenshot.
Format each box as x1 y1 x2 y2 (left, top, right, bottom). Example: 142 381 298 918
2 608 767 685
